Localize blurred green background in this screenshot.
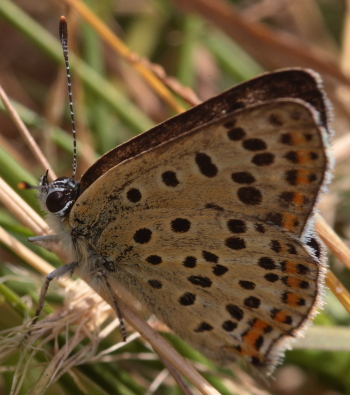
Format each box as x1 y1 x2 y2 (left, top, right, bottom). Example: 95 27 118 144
0 0 350 394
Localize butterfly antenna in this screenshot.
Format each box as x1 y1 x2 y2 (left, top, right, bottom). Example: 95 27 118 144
59 16 77 180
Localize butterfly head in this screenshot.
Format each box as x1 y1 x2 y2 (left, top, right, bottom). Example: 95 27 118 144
37 170 80 218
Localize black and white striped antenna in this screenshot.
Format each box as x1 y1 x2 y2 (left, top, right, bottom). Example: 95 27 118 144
59 16 77 180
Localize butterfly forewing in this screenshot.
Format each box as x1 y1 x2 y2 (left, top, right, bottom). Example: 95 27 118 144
69 99 329 372
79 68 330 192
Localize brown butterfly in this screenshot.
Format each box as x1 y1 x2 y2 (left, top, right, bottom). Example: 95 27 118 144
27 16 332 374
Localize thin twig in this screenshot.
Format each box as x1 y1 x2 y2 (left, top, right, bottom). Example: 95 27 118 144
0 85 57 181
316 214 350 271
0 178 49 236
57 0 186 113
0 227 64 286
85 278 221 395
157 353 194 395
332 133 350 164
325 271 350 315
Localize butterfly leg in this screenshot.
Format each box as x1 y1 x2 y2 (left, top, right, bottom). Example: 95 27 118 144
98 270 127 342
29 234 61 251
29 235 60 243
23 262 78 342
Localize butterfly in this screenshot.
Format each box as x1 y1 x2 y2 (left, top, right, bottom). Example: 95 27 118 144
27 16 332 374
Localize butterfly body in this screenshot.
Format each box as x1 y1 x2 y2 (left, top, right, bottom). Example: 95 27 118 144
35 69 332 373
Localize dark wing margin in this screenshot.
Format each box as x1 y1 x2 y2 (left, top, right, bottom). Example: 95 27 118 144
80 68 330 192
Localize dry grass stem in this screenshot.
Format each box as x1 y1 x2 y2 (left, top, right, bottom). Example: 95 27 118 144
0 178 49 236
57 0 186 113
142 59 202 106
88 332 140 363
325 271 350 315
332 133 350 163
172 0 349 85
315 214 350 313
95 351 159 363
83 279 221 395
341 0 350 75
7 283 113 394
0 226 57 279
0 85 57 181
146 368 171 395
156 354 193 395
316 214 350 272
286 1 338 55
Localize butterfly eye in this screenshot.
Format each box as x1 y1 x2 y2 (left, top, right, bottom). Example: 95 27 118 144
46 191 70 213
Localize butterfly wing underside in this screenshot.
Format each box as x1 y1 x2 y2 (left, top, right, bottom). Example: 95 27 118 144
70 99 330 372
79 68 330 192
